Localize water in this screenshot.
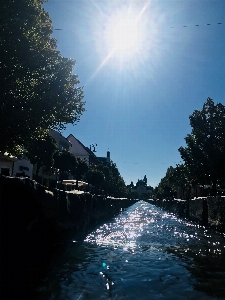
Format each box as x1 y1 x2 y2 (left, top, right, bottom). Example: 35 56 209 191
35 201 225 299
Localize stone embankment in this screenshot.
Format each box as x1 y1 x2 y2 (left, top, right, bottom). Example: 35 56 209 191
1 175 225 299
146 197 225 231
0 175 137 299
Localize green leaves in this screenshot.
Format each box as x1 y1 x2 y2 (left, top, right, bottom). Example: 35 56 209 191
0 0 85 155
85 168 105 189
53 150 77 179
26 133 57 176
156 97 225 197
178 97 225 186
156 164 189 199
85 162 127 197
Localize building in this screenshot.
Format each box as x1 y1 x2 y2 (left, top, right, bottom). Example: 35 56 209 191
1 130 110 187
67 134 100 165
49 130 71 151
0 153 17 176
13 157 33 178
128 182 153 199
97 151 111 165
0 153 33 179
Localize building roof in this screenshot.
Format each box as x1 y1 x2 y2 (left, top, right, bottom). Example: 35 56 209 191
67 134 101 165
49 130 71 149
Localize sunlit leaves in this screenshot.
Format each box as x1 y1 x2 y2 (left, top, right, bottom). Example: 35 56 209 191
156 164 190 199
0 0 85 155
178 97 225 186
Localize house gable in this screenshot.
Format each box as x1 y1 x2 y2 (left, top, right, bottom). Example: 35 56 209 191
67 134 91 163
49 130 71 151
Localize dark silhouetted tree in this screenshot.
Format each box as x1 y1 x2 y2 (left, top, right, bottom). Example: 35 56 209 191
0 0 84 155
85 168 105 193
86 162 127 197
156 164 191 199
53 150 77 180
74 157 89 180
101 162 127 197
26 134 57 178
179 98 225 194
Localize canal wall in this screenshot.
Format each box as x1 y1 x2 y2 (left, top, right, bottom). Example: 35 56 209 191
147 197 225 231
0 175 137 299
2 174 225 299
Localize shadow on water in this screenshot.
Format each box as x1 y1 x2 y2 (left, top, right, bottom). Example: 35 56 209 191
165 238 225 298
35 201 225 299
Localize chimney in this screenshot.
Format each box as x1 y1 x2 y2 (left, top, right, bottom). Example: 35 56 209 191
107 151 110 163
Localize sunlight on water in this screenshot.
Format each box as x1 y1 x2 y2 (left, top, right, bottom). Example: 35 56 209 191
35 201 225 300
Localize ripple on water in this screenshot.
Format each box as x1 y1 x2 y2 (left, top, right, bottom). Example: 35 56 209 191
35 201 225 299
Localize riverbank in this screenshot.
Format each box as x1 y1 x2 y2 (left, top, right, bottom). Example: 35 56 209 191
146 197 225 232
0 175 137 299
1 175 225 299
34 200 225 300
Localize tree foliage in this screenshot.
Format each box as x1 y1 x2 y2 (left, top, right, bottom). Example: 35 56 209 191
26 133 57 177
0 0 84 155
178 98 225 189
101 162 127 197
74 157 89 180
85 167 105 192
155 164 190 199
53 150 77 180
156 167 175 199
136 175 147 187
85 162 127 197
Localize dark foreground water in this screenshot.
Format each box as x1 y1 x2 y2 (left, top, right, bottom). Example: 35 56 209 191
35 201 225 299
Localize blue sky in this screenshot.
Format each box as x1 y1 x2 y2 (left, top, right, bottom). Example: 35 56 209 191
43 0 225 187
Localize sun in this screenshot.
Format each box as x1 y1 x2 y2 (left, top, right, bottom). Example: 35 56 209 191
112 18 138 51
103 10 143 58
89 1 161 79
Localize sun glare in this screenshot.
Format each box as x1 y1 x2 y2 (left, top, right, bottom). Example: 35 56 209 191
104 11 141 57
88 0 161 82
112 18 138 51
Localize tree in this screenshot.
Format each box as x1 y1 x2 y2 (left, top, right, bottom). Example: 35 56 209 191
83 161 127 197
155 164 190 199
0 0 84 155
26 134 57 178
53 150 77 181
179 98 225 193
85 168 105 193
156 169 174 199
74 157 89 180
101 162 127 197
172 164 192 198
136 175 147 187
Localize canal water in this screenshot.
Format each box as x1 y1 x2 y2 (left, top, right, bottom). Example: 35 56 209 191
35 200 225 299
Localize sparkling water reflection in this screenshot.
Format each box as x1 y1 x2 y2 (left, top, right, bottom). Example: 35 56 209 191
35 201 225 299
